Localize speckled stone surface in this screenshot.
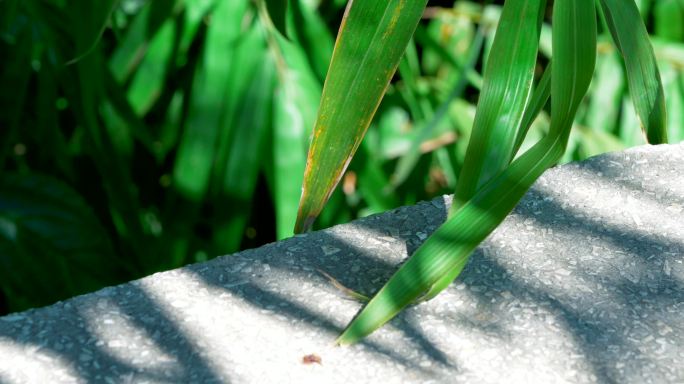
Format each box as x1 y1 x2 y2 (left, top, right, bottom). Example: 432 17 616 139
1 144 683 384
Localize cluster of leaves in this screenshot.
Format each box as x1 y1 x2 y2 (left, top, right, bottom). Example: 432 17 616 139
281 0 679 344
0 0 340 313
0 0 681 320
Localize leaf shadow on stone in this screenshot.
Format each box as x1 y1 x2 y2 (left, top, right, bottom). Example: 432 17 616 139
0 284 227 383
183 197 459 372
457 180 683 384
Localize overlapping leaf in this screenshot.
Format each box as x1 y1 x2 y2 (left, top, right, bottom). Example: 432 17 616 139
337 0 597 345
451 0 545 212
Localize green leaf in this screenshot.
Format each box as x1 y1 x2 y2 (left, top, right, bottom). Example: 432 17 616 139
264 16 322 239
600 0 668 144
337 0 597 346
109 0 179 83
172 0 248 202
0 173 126 312
125 18 176 116
211 46 276 253
451 0 545 213
294 0 429 233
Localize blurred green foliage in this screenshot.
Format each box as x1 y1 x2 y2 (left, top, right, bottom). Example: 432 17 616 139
0 0 682 315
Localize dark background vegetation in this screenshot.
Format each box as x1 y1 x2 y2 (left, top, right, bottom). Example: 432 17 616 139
0 0 682 315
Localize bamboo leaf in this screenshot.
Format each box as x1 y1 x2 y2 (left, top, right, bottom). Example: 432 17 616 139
67 3 156 272
451 0 545 213
338 0 596 346
258 0 322 240
294 0 429 233
599 0 668 144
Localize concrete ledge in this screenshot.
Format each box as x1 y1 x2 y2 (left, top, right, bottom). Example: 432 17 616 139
1 144 683 383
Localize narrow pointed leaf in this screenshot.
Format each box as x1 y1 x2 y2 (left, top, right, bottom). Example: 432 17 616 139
420 65 551 303
451 0 545 214
125 19 175 116
599 0 668 144
172 0 248 201
208 22 275 253
294 0 428 233
338 0 597 345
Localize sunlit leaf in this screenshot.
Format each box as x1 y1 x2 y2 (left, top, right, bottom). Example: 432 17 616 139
172 0 248 202
294 0 429 233
266 29 322 239
209 24 275 252
338 0 597 345
451 0 545 213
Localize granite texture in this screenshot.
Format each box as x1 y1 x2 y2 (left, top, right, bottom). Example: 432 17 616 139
1 143 683 383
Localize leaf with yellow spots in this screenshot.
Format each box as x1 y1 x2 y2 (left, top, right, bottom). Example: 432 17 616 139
294 0 429 233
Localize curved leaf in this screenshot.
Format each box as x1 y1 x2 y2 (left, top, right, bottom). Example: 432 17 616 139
451 0 545 213
338 0 597 345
